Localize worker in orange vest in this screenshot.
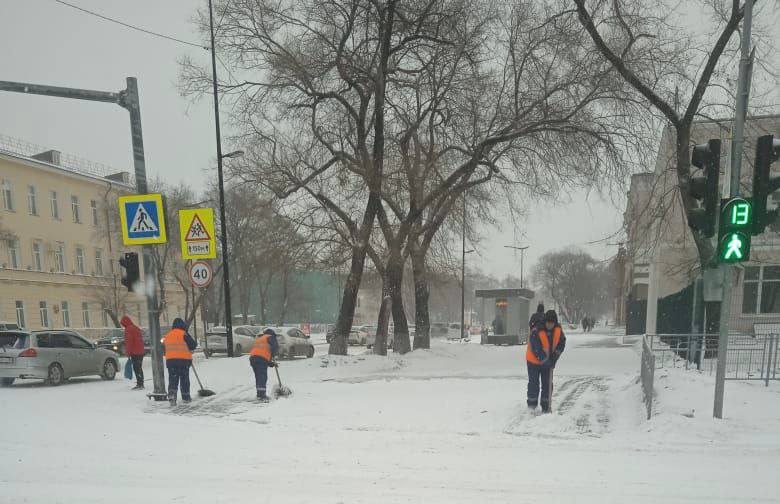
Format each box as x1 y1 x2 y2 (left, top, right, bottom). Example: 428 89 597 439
526 310 566 413
163 318 197 406
250 328 279 402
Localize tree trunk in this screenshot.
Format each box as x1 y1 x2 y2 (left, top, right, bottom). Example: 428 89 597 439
411 248 431 350
279 268 290 325
373 281 391 356
386 253 410 354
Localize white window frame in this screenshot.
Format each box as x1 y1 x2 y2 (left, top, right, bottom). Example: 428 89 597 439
7 239 20 269
2 179 13 211
95 248 104 276
50 190 59 219
90 200 98 226
39 301 49 328
100 304 109 327
32 241 42 271
15 300 25 328
27 185 38 216
71 195 80 223
61 301 71 328
54 243 65 273
82 302 91 328
75 247 85 275
742 265 780 315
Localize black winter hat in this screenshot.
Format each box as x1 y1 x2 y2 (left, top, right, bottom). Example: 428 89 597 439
536 303 545 313
263 328 277 337
544 310 558 323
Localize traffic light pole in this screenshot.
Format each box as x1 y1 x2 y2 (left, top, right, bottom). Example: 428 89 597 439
713 0 754 419
0 77 167 399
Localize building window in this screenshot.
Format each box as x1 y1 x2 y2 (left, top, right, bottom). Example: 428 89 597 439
50 190 59 219
27 185 38 216
61 301 71 328
82 302 91 328
2 180 13 211
39 301 49 328
15 301 25 328
100 303 109 327
75 247 85 274
95 248 104 276
742 266 780 314
90 200 98 226
7 239 20 269
32 241 42 271
71 195 80 223
54 243 65 273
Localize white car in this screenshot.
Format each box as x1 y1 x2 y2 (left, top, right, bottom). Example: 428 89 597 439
0 330 119 386
203 325 258 357
263 326 315 359
350 326 368 346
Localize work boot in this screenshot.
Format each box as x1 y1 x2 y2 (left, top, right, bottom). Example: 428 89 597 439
132 384 144 390
168 393 177 406
182 396 192 404
540 403 551 414
257 389 269 402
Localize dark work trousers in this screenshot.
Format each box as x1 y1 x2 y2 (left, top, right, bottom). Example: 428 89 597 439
527 362 552 411
130 355 144 386
250 356 270 394
167 365 191 400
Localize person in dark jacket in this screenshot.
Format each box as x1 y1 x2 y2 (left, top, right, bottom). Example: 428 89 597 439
163 318 197 405
525 310 566 413
249 328 279 402
121 315 145 390
492 316 505 335
529 303 546 330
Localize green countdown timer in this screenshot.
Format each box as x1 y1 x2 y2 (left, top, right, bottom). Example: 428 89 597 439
718 197 753 263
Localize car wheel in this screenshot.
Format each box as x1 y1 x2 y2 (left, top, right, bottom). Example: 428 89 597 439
234 344 243 357
0 377 14 387
101 359 117 380
47 363 65 386
306 346 314 358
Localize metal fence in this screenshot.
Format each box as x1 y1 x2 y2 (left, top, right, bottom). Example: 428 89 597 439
647 333 780 385
640 335 655 420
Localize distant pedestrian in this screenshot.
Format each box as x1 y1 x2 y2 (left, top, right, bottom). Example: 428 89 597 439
121 315 145 390
163 318 197 406
581 316 588 332
526 310 566 413
250 328 279 402
529 303 545 331
492 316 505 336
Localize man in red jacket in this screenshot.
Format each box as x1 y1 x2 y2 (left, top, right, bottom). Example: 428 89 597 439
121 316 145 390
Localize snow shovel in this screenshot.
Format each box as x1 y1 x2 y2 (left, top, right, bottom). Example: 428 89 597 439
191 362 215 397
272 363 292 398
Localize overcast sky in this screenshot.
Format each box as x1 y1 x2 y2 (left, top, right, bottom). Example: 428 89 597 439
2 0 775 284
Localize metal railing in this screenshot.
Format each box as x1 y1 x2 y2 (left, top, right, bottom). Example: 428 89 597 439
648 333 780 385
640 335 655 420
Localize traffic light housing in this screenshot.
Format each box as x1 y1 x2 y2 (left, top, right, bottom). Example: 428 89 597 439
688 139 721 237
751 134 780 234
119 252 140 292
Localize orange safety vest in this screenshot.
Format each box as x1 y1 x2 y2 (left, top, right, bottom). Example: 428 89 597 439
250 334 272 360
526 326 562 365
164 328 192 360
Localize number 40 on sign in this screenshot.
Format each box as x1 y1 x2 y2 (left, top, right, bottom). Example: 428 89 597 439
189 261 213 288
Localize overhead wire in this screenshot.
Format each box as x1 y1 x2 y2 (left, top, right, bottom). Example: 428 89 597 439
54 0 209 51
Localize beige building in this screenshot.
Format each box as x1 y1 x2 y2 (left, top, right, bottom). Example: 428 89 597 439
624 115 780 334
0 135 187 339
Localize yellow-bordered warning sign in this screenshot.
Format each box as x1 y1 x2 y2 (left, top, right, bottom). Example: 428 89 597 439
179 208 216 260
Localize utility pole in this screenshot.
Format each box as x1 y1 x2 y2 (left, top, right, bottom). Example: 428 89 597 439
714 0 754 419
209 0 235 357
0 77 167 399
504 245 530 288
461 195 467 339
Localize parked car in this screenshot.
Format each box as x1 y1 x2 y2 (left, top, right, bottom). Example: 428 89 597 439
0 330 119 386
95 328 152 355
204 325 257 357
263 326 315 359
351 326 369 346
363 326 378 348
0 321 21 331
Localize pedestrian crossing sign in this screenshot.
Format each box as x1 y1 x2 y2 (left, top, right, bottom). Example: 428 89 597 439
179 208 216 260
118 194 167 245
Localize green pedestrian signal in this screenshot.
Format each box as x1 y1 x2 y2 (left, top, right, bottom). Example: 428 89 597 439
717 197 752 263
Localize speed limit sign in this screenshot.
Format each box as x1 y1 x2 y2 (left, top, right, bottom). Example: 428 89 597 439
189 261 213 288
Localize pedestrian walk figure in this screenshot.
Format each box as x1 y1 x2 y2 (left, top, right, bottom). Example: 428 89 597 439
133 205 154 232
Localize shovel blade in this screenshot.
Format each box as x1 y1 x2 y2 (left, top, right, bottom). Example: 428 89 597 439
198 389 216 397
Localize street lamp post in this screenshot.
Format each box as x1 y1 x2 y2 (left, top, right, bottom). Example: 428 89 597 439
504 245 530 288
461 249 474 339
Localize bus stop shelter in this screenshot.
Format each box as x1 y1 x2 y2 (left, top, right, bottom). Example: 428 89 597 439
476 288 535 345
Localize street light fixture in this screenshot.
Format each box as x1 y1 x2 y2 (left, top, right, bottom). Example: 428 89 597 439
504 245 530 288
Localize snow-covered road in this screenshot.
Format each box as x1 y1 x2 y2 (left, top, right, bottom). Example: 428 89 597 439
2 331 779 503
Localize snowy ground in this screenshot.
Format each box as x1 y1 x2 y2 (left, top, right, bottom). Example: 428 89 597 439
2 330 779 503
